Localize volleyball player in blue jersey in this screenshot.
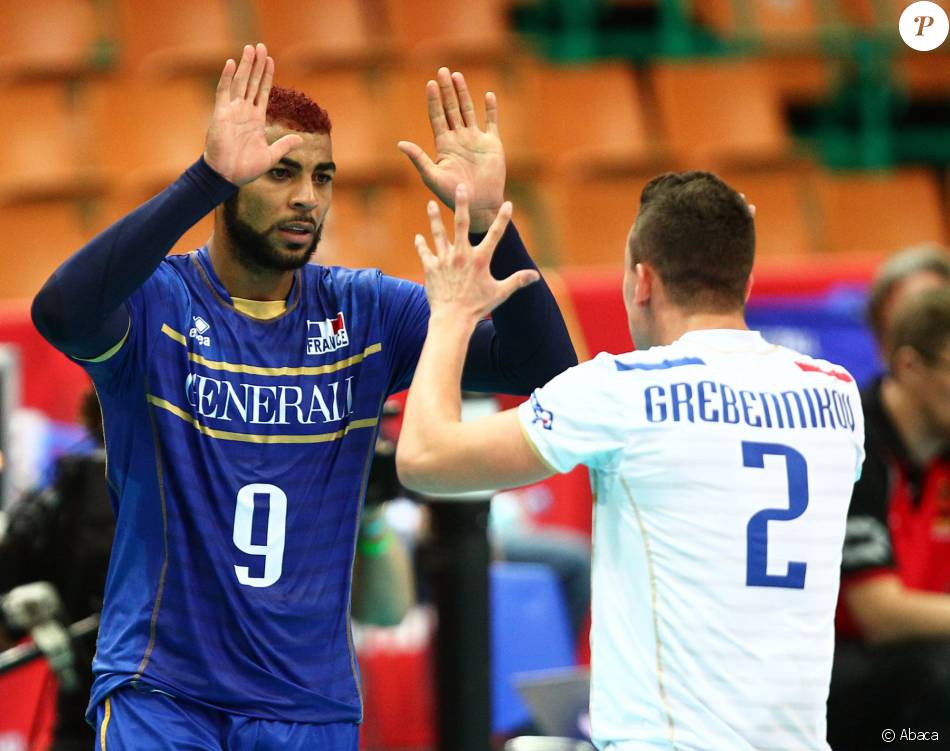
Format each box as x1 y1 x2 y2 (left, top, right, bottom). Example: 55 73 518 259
32 44 575 750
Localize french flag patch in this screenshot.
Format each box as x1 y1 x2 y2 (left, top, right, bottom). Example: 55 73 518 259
307 312 350 355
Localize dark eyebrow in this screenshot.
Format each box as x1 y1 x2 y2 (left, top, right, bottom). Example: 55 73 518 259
276 157 336 173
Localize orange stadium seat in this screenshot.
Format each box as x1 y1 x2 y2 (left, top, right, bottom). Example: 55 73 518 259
0 200 89 299
321 181 539 279
717 167 818 257
0 82 105 204
651 59 793 169
837 0 876 27
839 0 950 97
692 0 838 102
82 74 215 255
895 49 950 98
0 0 103 81
381 0 513 63
538 174 652 267
113 0 243 77
278 70 405 185
528 60 661 176
385 169 543 265
696 0 824 39
813 168 948 254
319 184 426 279
82 76 213 197
839 0 906 28
251 0 389 72
391 60 542 180
89 192 215 258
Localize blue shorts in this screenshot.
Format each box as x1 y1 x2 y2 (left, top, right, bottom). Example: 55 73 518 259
94 683 359 751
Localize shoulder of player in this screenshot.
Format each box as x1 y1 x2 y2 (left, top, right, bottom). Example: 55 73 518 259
139 252 192 298
783 348 859 388
161 250 199 274
551 347 688 387
301 264 391 297
609 341 706 374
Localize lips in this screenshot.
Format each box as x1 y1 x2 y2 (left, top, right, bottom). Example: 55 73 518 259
279 221 315 235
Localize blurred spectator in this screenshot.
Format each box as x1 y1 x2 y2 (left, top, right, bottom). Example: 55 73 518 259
827 285 950 750
0 388 111 751
866 243 950 360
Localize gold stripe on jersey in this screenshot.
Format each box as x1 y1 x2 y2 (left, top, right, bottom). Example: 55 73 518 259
136 377 171 682
161 324 188 346
99 696 112 750
146 393 378 443
160 323 382 376
76 320 132 363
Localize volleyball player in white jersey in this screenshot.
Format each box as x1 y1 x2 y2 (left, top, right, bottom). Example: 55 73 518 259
397 172 866 751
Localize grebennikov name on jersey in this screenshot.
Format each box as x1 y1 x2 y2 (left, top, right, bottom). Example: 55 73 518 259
644 380 858 432
185 372 354 426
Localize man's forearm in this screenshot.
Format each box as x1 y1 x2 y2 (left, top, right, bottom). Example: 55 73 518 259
32 158 236 357
847 578 950 644
462 223 577 394
400 309 477 487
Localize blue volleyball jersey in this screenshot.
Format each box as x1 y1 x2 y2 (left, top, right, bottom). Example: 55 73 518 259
78 247 433 723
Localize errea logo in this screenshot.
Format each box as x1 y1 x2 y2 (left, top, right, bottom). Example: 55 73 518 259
307 312 349 355
189 316 211 346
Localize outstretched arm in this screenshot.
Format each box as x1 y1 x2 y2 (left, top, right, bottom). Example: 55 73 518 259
398 67 505 234
397 187 555 495
32 43 301 358
398 69 576 393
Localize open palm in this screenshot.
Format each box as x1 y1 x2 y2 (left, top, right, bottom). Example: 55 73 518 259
398 68 506 234
203 43 302 186
415 185 537 320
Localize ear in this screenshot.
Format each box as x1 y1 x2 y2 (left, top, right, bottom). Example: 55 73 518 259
891 344 924 382
634 262 653 306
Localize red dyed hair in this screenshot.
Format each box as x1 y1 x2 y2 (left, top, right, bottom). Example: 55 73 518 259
266 85 331 134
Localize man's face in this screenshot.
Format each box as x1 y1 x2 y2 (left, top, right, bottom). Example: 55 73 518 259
881 270 949 356
223 125 335 272
918 342 950 441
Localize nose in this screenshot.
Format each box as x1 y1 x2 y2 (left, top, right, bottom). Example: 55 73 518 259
290 179 319 212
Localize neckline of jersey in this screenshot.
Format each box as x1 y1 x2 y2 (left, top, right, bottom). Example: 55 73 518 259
193 246 302 323
676 328 765 346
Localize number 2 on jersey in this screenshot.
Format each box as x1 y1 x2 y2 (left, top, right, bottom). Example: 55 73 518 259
233 483 287 588
743 442 809 589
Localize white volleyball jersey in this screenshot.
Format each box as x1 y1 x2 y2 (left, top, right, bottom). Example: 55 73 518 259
517 329 865 751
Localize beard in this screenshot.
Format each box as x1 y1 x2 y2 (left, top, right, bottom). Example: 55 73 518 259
222 195 323 273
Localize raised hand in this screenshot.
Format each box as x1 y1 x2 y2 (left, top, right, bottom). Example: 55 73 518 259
203 43 303 186
398 68 506 233
415 185 538 321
